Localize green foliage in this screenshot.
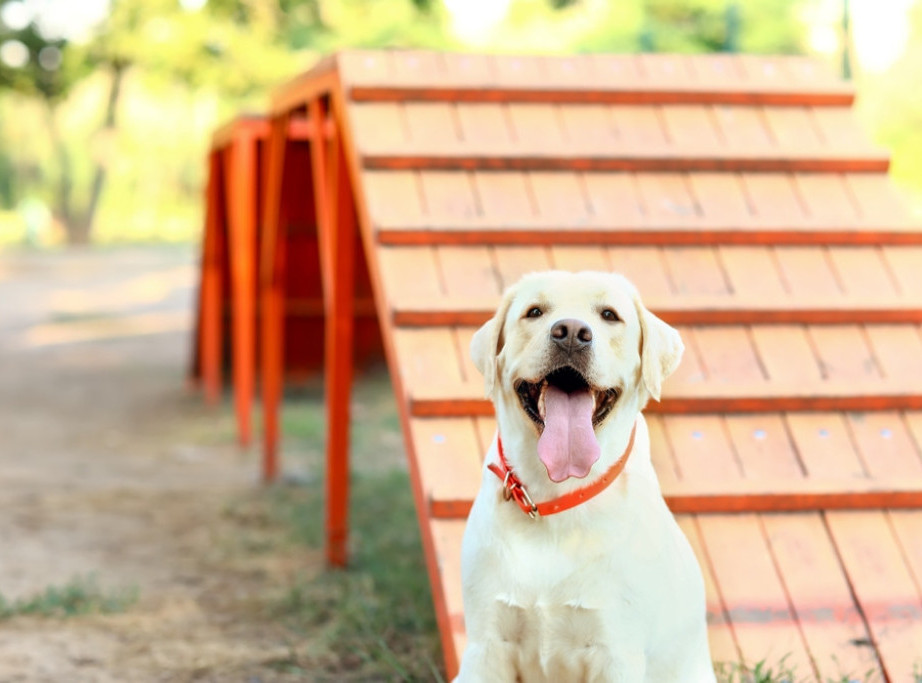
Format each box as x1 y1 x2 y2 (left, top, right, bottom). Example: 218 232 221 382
0 575 139 619
715 656 800 683
855 2 922 209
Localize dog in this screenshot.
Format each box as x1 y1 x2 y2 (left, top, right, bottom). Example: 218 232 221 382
455 270 715 682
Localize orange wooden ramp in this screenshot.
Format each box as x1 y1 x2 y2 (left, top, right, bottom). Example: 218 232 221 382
250 51 922 680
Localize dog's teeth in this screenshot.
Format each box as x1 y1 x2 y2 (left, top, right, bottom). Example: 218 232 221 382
538 385 547 419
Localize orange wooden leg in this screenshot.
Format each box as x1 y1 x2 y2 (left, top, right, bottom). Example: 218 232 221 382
229 133 258 447
312 100 355 568
259 114 290 482
200 150 225 405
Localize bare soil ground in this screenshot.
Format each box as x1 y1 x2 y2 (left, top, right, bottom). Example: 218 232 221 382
0 247 431 682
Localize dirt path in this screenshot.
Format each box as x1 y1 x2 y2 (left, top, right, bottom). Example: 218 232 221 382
0 247 319 682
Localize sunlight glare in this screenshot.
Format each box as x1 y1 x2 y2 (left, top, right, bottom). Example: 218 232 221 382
444 0 512 45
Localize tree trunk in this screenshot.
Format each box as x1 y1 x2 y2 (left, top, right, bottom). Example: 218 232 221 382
66 62 126 246
43 101 78 242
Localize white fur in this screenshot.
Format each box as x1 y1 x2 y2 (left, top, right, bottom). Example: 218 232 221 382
456 271 715 683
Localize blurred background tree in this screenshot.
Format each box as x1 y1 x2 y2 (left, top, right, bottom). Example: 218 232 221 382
0 0 917 246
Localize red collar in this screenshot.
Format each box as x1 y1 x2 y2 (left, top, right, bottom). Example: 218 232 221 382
487 422 637 518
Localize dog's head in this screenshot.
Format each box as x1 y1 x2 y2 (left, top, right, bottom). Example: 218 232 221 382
471 271 682 483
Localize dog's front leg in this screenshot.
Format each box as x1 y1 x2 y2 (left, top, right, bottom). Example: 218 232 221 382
453 640 520 683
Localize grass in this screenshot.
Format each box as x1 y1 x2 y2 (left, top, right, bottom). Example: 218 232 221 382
263 472 444 681
231 368 443 680
715 655 887 683
0 575 138 619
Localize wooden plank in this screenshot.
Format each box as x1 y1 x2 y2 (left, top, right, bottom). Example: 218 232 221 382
359 120 890 172
785 413 867 479
689 174 753 228
349 102 407 155
549 245 610 272
692 326 766 384
661 105 722 150
404 102 460 155
662 247 730 296
605 246 673 298
883 246 922 297
363 170 424 227
724 414 804 480
741 173 808 227
762 514 883 680
846 173 914 226
391 297 922 327
828 247 899 299
751 326 822 384
418 171 480 224
344 50 854 105
528 171 592 224
867 325 922 380
412 418 482 516
377 245 442 302
492 245 552 288
848 412 922 480
697 514 816 674
437 246 500 299
797 173 860 226
710 106 773 150
430 519 467 680
505 103 567 157
393 328 472 400
646 415 680 488
809 325 880 382
774 247 841 298
635 173 700 226
472 170 534 223
430 475 922 519
455 104 514 156
676 516 740 665
663 415 742 483
826 511 922 681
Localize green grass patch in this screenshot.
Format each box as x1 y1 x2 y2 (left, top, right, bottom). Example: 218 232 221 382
715 655 884 683
266 469 443 681
0 575 138 619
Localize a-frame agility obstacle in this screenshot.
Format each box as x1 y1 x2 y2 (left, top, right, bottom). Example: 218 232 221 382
195 51 922 679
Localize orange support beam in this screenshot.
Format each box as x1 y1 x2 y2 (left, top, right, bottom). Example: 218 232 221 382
227 131 259 447
311 98 357 568
259 113 290 483
198 150 225 405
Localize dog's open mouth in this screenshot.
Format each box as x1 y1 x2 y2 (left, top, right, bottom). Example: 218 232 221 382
514 366 620 431
514 366 620 482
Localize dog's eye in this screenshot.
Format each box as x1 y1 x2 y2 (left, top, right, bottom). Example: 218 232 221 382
525 306 543 319
601 309 620 322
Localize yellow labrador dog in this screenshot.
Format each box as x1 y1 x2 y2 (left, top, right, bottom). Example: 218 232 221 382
456 271 715 682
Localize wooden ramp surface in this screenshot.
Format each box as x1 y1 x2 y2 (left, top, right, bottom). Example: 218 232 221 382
268 51 922 680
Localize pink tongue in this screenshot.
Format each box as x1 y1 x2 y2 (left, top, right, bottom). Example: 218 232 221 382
537 386 600 482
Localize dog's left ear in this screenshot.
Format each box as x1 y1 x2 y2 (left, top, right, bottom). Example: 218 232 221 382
634 294 684 402
470 288 516 397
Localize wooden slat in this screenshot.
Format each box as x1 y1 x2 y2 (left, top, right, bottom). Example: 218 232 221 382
396 321 922 416
429 519 467 679
339 51 853 106
380 244 922 326
363 150 889 174
698 514 816 674
762 514 883 679
364 169 921 245
352 102 888 172
826 512 922 681
676 516 740 664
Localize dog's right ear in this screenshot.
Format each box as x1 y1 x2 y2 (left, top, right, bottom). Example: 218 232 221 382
470 288 516 397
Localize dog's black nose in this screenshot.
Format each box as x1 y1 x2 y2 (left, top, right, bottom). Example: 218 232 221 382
550 318 592 353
